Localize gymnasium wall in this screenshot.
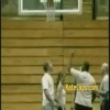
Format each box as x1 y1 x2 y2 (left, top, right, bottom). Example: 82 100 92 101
1 19 108 110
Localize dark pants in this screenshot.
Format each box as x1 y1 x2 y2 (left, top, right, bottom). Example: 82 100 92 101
57 106 66 110
75 103 92 110
100 105 103 110
101 100 109 110
58 107 62 110
104 100 109 110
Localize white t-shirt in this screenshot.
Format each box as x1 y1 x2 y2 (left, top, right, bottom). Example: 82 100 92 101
56 82 66 107
100 74 109 104
70 68 96 107
42 73 54 106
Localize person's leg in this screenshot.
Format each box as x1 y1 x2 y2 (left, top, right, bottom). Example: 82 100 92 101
100 104 103 110
48 103 54 110
104 100 109 110
87 107 92 110
57 106 66 110
43 106 46 110
43 103 54 110
75 103 79 110
106 100 109 110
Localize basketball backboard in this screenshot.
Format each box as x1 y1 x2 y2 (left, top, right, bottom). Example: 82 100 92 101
18 0 83 15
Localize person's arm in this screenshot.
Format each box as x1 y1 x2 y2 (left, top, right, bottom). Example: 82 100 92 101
42 77 56 106
92 90 97 103
91 80 98 103
56 82 63 101
71 80 77 110
98 90 109 97
98 78 109 97
68 52 76 105
71 91 76 109
73 90 76 103
70 68 82 79
68 52 81 79
68 52 75 73
71 67 81 105
44 89 55 105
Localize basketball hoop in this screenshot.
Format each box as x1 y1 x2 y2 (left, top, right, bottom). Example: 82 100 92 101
42 0 59 21
46 7 56 22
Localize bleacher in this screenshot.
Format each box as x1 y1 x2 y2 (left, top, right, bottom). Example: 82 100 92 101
1 19 108 110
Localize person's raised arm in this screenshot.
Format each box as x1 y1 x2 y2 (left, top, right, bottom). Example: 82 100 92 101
68 52 75 73
68 52 82 79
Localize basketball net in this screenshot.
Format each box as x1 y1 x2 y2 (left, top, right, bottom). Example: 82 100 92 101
43 0 56 22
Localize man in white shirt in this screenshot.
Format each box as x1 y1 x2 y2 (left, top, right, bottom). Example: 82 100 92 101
98 63 109 110
42 61 57 110
68 52 97 110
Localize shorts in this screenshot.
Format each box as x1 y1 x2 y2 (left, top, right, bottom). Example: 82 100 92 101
43 103 54 110
57 106 66 110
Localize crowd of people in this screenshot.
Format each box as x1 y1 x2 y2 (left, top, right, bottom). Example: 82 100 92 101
41 52 109 110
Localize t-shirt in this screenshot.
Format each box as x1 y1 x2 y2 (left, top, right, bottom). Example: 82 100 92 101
70 68 96 107
42 73 54 106
100 74 109 105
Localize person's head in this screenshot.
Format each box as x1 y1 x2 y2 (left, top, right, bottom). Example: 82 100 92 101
56 72 65 88
101 63 109 75
43 61 53 73
81 61 90 72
